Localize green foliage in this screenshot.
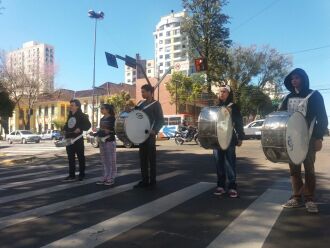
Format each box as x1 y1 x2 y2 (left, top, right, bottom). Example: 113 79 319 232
0 89 15 118
181 0 231 92
166 72 206 106
53 118 66 131
106 91 134 115
237 85 273 117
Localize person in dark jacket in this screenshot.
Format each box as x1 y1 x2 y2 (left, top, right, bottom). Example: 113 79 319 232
63 99 91 181
93 104 117 186
213 85 245 198
134 84 164 189
279 68 328 213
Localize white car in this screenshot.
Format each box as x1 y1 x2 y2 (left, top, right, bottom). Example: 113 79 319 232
7 130 41 144
244 119 265 139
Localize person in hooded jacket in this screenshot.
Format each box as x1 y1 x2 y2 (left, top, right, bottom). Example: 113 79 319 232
279 68 328 213
63 99 91 181
213 85 245 198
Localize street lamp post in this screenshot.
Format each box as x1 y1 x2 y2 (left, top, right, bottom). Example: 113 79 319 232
88 9 104 129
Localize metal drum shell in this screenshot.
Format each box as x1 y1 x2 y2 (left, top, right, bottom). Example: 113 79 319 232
115 110 151 145
261 111 309 165
198 106 233 150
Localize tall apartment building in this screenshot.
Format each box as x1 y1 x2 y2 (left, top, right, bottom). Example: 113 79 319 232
6 41 55 93
124 54 155 84
154 10 192 77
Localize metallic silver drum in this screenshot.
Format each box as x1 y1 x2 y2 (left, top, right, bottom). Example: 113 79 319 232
198 106 233 150
261 111 309 165
115 110 151 145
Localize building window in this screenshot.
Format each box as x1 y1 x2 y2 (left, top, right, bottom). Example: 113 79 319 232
174 22 180 27
174 45 181 50
159 40 163 44
159 32 163 37
147 63 152 67
159 47 163 52
159 25 164 30
174 37 180 43
159 55 163 59
39 106 42 115
174 53 181 58
159 70 164 74
19 109 24 119
44 106 49 116
133 71 136 75
166 61 171 67
165 54 171 59
165 46 171 53
127 72 130 76
51 105 55 115
165 39 171 44
159 62 164 66
173 29 180 35
166 31 171 36
61 105 65 116
147 69 151 73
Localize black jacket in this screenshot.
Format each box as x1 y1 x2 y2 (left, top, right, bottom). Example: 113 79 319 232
136 100 164 134
95 116 116 142
217 90 245 146
279 68 328 140
63 109 91 139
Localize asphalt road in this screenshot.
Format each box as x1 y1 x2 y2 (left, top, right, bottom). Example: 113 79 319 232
0 138 329 248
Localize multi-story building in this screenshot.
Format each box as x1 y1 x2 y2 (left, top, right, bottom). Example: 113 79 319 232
146 59 156 78
125 57 156 84
6 41 55 93
154 10 192 77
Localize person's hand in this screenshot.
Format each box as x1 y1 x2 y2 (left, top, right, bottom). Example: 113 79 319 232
314 139 323 151
74 128 81 134
237 140 243 147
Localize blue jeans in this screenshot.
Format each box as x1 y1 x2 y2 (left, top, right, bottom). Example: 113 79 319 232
213 146 237 190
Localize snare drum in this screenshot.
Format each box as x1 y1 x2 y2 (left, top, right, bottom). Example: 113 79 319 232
261 111 309 165
115 110 151 145
198 106 233 150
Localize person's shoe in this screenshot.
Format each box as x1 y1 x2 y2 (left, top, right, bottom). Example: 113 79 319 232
96 180 105 185
78 175 85 181
228 189 238 198
133 181 148 188
305 201 319 213
104 179 115 186
213 187 226 196
63 176 75 181
282 198 303 208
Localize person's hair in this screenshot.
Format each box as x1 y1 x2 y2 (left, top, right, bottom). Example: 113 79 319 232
141 84 154 93
70 99 81 108
101 104 115 116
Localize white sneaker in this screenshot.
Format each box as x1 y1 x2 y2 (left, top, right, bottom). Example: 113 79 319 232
305 201 319 213
213 187 226 196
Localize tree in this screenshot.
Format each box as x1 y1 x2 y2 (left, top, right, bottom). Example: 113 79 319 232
238 85 273 118
53 118 66 131
0 51 55 130
0 84 15 135
181 0 231 93
106 91 134 115
166 72 206 112
222 45 292 93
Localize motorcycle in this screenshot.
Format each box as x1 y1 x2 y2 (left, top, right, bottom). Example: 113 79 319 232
174 126 199 145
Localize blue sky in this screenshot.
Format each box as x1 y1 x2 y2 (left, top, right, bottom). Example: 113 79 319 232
1 0 329 122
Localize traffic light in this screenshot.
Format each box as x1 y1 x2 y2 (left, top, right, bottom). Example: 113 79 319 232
194 58 207 72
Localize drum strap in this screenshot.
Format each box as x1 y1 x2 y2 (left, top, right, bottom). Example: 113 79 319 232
70 134 84 145
137 100 157 110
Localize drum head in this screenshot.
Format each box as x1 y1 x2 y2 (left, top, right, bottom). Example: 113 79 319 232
124 110 151 144
286 111 309 165
217 107 233 150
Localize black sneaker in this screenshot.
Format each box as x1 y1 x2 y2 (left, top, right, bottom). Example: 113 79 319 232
63 176 75 181
133 181 148 188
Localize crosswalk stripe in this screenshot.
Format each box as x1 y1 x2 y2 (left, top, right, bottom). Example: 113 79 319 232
206 180 291 248
0 167 101 189
0 170 54 182
0 171 185 230
0 169 139 205
42 181 215 248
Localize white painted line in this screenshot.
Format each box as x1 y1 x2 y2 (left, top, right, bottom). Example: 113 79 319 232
0 167 101 189
0 169 139 205
0 171 186 230
0 170 53 182
207 180 291 248
42 181 215 248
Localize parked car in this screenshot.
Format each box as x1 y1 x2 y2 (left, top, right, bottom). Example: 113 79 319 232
244 119 265 139
40 130 63 140
86 130 134 148
7 130 41 144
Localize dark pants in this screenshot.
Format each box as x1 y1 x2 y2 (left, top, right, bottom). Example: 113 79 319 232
66 138 85 177
139 135 156 184
289 138 316 201
213 145 237 190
